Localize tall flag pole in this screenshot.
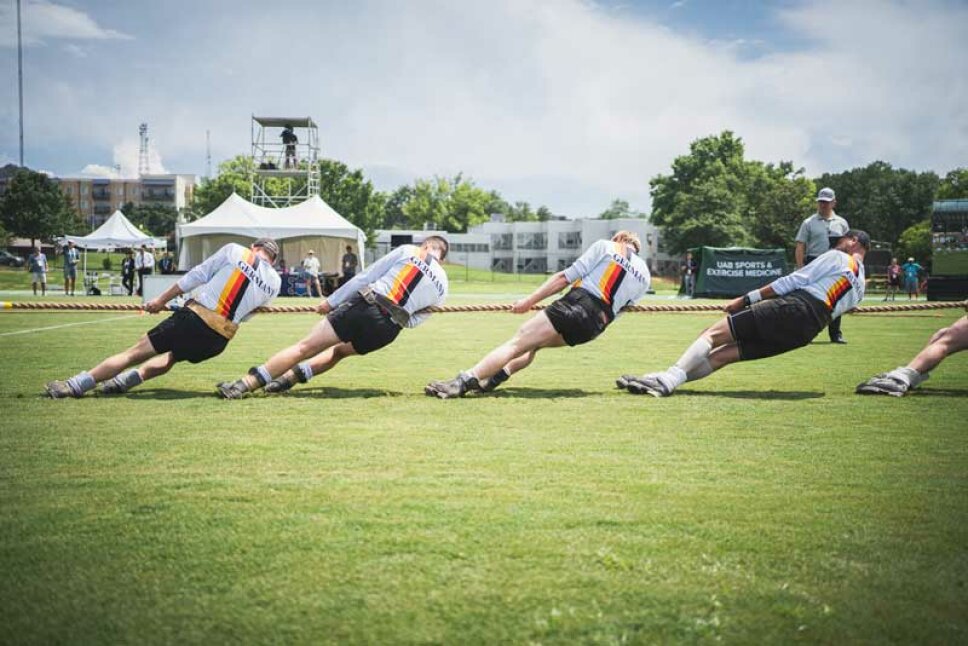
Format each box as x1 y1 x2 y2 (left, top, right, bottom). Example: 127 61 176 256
17 0 24 166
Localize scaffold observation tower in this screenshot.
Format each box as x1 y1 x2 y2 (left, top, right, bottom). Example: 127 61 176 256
250 115 320 207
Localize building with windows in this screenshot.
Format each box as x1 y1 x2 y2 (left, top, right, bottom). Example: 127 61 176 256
368 217 677 276
0 165 197 232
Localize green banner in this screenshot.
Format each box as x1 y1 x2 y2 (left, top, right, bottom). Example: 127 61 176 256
690 247 788 297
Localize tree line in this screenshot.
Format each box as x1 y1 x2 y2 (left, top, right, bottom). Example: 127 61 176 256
1 135 965 262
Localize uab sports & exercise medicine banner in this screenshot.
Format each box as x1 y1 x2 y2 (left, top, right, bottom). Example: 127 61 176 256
691 247 787 297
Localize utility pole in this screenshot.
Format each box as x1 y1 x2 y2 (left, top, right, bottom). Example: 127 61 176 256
138 123 150 176
206 129 212 178
17 0 24 166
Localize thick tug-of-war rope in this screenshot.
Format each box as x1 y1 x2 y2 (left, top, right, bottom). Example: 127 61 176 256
2 300 965 315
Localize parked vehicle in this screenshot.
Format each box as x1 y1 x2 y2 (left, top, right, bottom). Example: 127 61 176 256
0 250 25 267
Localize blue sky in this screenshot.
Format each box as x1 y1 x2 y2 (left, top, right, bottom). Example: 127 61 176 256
1 0 966 217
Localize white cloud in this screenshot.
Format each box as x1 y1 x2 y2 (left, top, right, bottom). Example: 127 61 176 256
0 0 132 47
2 0 965 217
78 139 168 178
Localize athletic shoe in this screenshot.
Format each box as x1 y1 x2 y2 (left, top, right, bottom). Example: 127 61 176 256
615 374 637 389
855 374 909 397
265 373 296 394
217 379 250 400
425 372 481 399
626 374 674 397
45 380 79 399
831 335 847 344
98 377 127 395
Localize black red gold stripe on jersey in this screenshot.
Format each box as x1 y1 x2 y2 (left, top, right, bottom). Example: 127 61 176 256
597 245 628 305
216 250 259 320
825 256 860 311
386 249 428 306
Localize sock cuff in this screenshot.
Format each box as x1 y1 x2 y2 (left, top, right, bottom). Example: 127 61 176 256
67 371 96 396
119 369 144 388
296 362 313 382
249 365 272 386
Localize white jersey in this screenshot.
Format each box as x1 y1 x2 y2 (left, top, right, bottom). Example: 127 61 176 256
771 249 865 319
563 240 651 319
176 243 281 323
328 244 448 328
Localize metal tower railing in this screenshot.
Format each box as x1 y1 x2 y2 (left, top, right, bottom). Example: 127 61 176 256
250 115 320 207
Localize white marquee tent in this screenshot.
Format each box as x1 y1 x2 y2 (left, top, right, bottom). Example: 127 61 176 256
177 193 365 273
64 210 167 250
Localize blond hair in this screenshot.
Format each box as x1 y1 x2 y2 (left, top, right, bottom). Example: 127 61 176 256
611 230 641 254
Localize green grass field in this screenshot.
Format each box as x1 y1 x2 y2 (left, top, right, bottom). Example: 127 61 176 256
1 294 966 643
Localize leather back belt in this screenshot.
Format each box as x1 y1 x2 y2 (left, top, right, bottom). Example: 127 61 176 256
359 286 410 328
185 300 239 340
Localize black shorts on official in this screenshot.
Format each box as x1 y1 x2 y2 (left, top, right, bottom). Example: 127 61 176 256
545 287 613 346
327 292 401 355
728 289 832 361
147 308 229 364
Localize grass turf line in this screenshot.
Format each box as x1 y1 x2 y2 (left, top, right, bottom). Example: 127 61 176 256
0 309 965 643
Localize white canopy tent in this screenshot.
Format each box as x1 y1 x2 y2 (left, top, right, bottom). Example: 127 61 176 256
62 209 166 279
177 193 365 274
64 210 167 250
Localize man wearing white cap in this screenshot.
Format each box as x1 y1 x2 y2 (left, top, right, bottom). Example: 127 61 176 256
795 187 851 343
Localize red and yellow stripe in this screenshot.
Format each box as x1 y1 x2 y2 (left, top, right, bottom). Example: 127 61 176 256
386 248 429 305
216 249 255 318
596 242 627 305
824 256 860 310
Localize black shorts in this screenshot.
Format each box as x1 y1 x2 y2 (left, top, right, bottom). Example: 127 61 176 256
147 309 229 364
545 287 613 346
327 292 401 355
728 290 831 361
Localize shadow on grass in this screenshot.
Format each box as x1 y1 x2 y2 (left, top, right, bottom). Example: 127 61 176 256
486 387 591 399
675 389 825 400
125 388 218 400
912 387 968 398
284 386 406 399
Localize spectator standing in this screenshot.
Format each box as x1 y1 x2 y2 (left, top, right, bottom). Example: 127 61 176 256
135 245 155 297
302 250 322 298
121 250 136 296
63 240 80 296
158 251 175 275
681 251 698 298
795 187 850 343
901 257 924 300
341 245 359 287
884 257 901 301
27 245 48 296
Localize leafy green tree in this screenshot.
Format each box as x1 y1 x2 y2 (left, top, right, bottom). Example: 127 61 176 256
316 158 385 242
536 205 554 222
189 155 255 219
937 168 968 199
382 185 414 229
599 199 644 220
122 202 179 238
813 162 939 246
403 174 493 232
896 220 933 265
0 168 79 246
651 131 814 253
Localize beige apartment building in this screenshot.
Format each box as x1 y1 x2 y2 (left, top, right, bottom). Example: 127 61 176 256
57 174 196 230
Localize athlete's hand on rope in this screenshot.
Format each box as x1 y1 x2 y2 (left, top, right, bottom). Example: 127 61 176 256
143 298 166 314
723 297 746 314
510 299 532 314
314 299 332 315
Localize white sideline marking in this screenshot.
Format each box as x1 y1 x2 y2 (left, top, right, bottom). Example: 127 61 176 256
0 314 141 337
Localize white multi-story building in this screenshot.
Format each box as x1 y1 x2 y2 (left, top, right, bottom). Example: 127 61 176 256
368 217 677 276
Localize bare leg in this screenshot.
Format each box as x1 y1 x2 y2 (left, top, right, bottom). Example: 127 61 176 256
470 312 565 381
89 335 158 382
505 349 538 376
908 316 968 374
242 318 344 389
138 352 177 381
304 342 356 376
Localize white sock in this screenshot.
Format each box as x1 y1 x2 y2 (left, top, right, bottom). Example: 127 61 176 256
663 366 688 389
296 362 313 382
66 371 96 396
685 358 713 382
674 338 712 377
888 367 926 388
117 369 143 390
